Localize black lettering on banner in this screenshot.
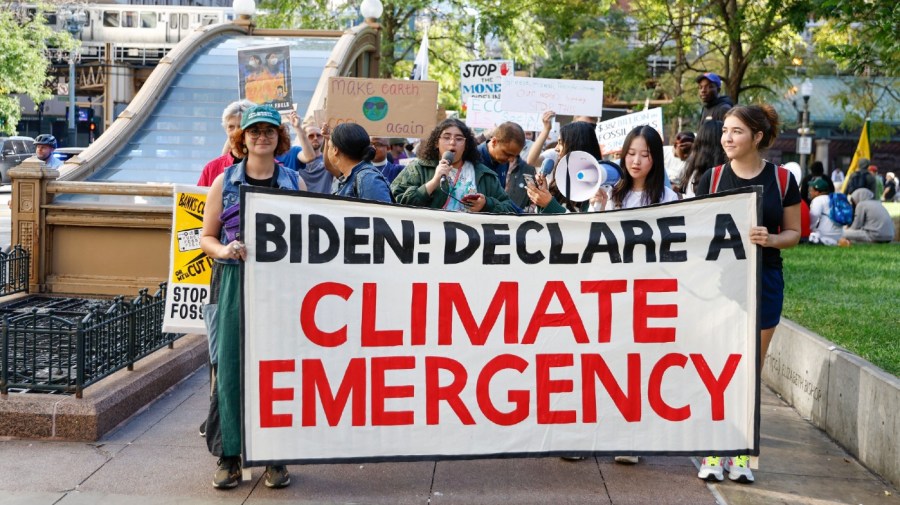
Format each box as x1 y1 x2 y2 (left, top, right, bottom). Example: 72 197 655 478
482 224 510 265
622 220 655 263
548 223 578 264
309 214 339 264
706 214 746 261
290 214 303 263
256 213 287 262
658 217 688 262
516 221 544 264
444 222 480 264
344 217 371 264
581 222 622 264
373 218 414 264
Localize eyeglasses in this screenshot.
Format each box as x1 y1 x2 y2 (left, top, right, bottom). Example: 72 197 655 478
246 127 279 139
440 134 467 144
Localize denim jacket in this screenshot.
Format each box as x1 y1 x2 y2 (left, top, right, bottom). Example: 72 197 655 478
217 160 300 264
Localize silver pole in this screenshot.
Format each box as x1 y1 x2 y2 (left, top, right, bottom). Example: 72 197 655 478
68 55 76 147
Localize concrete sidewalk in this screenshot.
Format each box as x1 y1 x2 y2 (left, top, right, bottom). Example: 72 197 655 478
1 368 896 505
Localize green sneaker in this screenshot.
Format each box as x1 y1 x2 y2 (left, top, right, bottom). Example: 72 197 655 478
697 456 724 482
724 455 754 483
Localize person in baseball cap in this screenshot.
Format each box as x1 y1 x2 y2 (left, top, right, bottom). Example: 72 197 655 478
240 104 282 130
696 72 733 127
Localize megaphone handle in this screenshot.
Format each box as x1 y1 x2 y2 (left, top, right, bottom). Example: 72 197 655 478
564 153 572 205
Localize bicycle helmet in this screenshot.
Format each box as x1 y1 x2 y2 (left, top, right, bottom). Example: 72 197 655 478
34 134 58 148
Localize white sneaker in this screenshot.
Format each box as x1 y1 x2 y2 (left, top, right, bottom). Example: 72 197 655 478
724 455 755 483
697 456 724 482
614 455 639 464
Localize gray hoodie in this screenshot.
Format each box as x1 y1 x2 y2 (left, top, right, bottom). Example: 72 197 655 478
849 188 895 242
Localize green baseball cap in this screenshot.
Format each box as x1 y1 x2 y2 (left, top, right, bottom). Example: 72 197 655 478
241 104 282 129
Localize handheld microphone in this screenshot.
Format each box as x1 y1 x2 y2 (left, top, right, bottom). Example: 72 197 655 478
540 157 555 176
440 151 455 185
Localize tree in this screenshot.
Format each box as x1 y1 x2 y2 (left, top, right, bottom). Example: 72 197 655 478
0 4 75 135
257 0 609 110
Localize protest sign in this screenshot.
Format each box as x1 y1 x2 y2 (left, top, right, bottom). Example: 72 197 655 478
500 77 603 116
162 185 210 334
240 187 761 465
238 46 292 112
460 60 514 103
325 77 439 138
597 108 665 154
465 97 544 132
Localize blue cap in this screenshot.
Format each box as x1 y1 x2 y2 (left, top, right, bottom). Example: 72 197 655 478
695 72 722 89
241 104 282 130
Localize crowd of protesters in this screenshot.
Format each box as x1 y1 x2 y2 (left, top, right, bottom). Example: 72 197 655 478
193 69 895 491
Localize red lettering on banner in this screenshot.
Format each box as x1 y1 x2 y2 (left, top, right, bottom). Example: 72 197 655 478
648 353 690 421
300 282 352 347
259 359 295 428
410 283 427 345
691 353 742 421
425 356 475 425
301 358 366 426
438 282 519 345
581 353 642 422
361 283 403 347
476 354 530 425
581 280 628 343
522 281 589 345
536 354 576 424
633 279 678 343
371 356 416 426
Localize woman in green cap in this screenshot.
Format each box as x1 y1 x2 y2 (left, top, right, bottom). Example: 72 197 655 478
200 104 305 490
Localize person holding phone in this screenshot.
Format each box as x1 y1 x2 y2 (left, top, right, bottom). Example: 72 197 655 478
391 119 517 213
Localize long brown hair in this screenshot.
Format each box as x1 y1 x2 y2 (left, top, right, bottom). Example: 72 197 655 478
229 124 291 157
723 105 780 151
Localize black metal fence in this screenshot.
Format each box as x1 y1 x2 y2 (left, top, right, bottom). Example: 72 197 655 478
1 284 178 398
0 245 29 297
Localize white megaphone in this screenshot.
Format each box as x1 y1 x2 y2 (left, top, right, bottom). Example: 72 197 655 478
554 151 606 202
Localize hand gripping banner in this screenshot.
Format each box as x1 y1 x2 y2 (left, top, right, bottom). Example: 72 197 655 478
240 187 761 465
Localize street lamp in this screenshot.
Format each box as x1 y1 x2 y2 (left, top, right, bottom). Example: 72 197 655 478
360 0 383 24
233 0 256 22
798 78 813 176
60 4 86 148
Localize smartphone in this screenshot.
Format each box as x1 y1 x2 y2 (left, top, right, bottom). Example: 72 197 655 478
461 193 480 203
523 174 535 187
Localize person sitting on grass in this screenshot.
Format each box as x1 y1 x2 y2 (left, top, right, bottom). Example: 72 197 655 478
838 188 895 246
808 177 843 246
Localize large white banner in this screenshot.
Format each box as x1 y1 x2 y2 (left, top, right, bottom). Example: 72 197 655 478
241 188 761 465
500 77 604 116
597 108 665 154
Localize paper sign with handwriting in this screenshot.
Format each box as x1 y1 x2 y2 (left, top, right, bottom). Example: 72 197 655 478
500 77 603 116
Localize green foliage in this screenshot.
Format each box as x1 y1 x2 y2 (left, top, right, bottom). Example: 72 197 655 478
782 243 900 376
257 0 356 29
817 0 899 77
828 78 899 142
0 3 75 135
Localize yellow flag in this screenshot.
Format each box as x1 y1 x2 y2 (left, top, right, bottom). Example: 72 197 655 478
841 120 870 193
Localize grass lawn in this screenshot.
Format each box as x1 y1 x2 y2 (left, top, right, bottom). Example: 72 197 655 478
782 242 899 376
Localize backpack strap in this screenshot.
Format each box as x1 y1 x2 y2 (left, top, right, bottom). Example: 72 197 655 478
775 164 789 202
710 164 725 194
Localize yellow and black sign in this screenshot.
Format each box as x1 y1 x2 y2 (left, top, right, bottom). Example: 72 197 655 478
164 185 211 334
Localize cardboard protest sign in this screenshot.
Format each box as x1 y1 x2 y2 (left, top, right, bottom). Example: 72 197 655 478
162 185 210 334
500 77 603 116
325 77 439 138
460 59 514 103
597 108 665 154
240 187 761 465
238 46 293 112
465 97 544 131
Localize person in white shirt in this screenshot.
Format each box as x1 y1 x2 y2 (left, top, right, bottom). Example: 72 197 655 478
807 177 843 245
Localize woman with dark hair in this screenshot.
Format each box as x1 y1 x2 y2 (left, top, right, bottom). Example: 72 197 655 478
679 120 726 197
604 125 678 209
526 121 620 213
200 105 305 490
694 104 800 485
323 123 392 203
390 118 516 213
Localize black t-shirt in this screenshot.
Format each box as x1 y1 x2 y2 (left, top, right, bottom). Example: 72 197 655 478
695 161 801 269
885 179 897 200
